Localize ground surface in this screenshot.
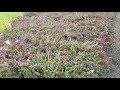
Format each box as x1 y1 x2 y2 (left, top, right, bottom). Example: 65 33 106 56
0 12 115 78
104 12 120 78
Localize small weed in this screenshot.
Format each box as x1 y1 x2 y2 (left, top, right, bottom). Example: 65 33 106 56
82 52 99 63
